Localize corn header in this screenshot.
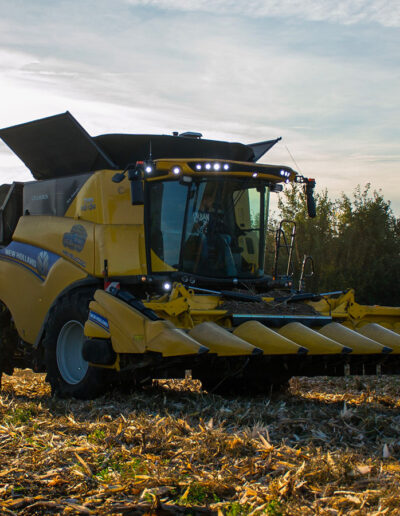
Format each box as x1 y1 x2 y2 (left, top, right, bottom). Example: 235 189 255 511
0 112 399 398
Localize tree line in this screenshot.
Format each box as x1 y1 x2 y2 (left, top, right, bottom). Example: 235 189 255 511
266 184 400 306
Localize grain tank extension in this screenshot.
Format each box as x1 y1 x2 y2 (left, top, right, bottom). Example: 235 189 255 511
0 112 399 398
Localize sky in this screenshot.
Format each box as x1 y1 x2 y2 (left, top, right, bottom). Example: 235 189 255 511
0 0 399 214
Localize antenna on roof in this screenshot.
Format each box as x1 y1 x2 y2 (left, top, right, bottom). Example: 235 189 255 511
285 144 302 174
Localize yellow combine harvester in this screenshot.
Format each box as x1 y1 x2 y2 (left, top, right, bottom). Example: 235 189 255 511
0 113 399 398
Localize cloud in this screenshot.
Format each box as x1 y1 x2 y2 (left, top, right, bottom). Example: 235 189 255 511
124 0 400 27
0 144 31 183
0 1 398 214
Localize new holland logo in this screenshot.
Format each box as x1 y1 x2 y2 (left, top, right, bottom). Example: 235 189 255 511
89 311 110 331
36 250 50 276
62 224 87 252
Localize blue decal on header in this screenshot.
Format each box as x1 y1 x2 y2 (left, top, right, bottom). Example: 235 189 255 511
89 311 110 332
0 241 60 281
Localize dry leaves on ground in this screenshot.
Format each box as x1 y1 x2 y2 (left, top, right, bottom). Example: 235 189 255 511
1 371 400 515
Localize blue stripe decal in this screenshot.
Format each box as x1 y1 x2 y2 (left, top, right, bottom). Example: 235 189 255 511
0 255 45 281
0 241 60 281
89 311 110 332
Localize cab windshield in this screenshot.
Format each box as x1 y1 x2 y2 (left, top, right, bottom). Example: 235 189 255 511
149 178 267 278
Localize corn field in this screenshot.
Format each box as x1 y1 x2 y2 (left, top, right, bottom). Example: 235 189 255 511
1 371 400 515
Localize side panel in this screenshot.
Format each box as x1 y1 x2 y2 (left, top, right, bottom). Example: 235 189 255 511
94 225 147 276
23 174 91 217
13 215 95 274
63 171 148 277
0 243 88 344
64 170 145 225
0 215 96 344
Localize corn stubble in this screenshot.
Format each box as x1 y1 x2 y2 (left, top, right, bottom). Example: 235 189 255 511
1 371 400 515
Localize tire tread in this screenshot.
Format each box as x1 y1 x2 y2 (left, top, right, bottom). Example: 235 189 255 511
43 289 109 399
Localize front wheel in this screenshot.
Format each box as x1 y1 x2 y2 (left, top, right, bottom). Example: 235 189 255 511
43 290 110 399
0 312 17 391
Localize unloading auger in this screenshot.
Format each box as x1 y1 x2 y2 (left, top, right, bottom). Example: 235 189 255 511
0 112 399 398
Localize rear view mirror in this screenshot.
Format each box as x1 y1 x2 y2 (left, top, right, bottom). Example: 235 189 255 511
306 179 316 218
128 168 144 205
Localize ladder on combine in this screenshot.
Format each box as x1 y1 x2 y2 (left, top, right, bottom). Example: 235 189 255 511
298 255 315 292
272 220 315 293
273 220 296 288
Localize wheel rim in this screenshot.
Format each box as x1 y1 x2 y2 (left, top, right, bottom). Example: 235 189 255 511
56 320 88 385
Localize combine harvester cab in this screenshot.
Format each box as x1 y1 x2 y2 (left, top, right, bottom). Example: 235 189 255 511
0 112 399 398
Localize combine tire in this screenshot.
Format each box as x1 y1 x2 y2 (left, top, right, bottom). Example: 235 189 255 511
0 338 5 391
0 309 17 390
0 337 3 391
43 291 109 399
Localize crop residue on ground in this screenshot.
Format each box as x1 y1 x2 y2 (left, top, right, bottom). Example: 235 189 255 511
1 370 400 515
